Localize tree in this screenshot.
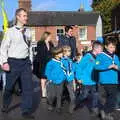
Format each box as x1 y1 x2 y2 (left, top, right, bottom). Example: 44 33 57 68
92 0 103 7
92 0 120 34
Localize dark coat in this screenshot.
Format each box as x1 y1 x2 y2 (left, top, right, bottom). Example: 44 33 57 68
58 35 76 59
33 41 53 78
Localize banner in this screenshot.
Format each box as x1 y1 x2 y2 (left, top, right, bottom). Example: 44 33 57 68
0 0 9 32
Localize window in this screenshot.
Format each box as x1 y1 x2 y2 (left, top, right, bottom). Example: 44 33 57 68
57 28 64 36
79 27 87 40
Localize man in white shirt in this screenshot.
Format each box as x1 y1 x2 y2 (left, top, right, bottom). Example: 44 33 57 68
0 8 34 119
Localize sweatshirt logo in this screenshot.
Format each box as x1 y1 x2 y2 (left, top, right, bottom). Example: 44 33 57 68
96 61 100 65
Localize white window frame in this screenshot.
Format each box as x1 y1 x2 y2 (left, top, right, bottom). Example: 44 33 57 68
79 26 87 41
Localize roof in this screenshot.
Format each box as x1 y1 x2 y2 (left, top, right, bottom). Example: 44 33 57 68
28 11 100 26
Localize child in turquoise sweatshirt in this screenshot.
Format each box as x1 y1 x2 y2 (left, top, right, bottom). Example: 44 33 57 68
75 41 103 115
95 37 120 119
45 47 65 112
61 45 75 114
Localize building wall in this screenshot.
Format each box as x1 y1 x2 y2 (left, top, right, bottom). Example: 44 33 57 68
87 26 96 41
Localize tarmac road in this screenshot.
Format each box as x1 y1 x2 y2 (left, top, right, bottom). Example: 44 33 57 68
0 75 119 120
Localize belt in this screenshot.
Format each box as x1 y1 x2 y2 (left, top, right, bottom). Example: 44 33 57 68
8 57 29 60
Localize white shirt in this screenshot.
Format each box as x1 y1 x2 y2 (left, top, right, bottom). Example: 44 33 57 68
0 25 33 65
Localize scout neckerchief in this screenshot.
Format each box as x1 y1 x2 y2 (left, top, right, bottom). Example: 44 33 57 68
62 57 73 76
102 50 115 64
52 58 67 75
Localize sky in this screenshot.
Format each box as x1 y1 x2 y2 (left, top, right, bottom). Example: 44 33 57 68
0 0 92 31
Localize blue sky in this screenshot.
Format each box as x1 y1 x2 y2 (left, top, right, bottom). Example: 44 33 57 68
0 0 92 31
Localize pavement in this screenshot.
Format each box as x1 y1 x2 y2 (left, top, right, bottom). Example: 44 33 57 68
0 76 119 120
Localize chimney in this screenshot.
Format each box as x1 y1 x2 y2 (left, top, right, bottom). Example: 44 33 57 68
18 0 32 11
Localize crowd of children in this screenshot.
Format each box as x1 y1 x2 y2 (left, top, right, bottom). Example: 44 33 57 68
0 37 120 120
45 37 120 120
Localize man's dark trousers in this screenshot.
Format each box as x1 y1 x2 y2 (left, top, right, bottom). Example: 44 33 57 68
2 57 33 113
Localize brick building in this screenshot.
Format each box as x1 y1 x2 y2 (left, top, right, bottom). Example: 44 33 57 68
19 0 103 51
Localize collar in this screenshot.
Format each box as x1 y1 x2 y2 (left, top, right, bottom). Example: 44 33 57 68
65 34 72 38
15 25 26 31
63 56 69 59
89 51 96 59
76 60 80 63
15 25 24 29
52 58 61 63
104 50 114 58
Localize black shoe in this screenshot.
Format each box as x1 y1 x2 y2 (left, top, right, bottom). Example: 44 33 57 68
22 112 35 119
41 97 47 103
48 105 54 111
1 105 9 113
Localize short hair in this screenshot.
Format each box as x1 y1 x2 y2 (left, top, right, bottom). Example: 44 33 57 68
14 8 27 25
74 52 82 62
92 41 103 49
51 47 63 56
65 26 73 33
15 8 27 16
62 45 71 52
76 52 82 57
105 37 117 46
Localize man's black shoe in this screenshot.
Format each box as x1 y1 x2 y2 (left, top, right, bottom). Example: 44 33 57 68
1 105 9 113
22 112 35 119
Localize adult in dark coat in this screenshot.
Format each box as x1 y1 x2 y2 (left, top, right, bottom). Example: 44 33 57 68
58 25 76 59
33 32 53 98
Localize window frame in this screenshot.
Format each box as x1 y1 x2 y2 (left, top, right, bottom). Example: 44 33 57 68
78 26 87 41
